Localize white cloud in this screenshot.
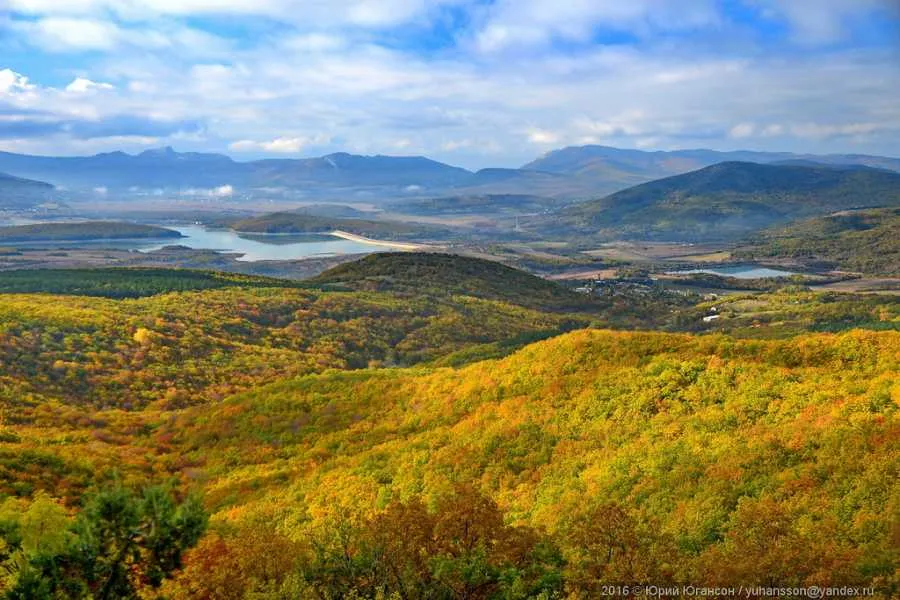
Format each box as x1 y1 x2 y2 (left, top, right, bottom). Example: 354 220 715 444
0 69 36 94
0 135 162 155
751 0 895 43
211 184 233 197
5 0 467 28
472 0 721 52
229 135 331 153
440 139 473 151
1 1 898 167
10 15 230 56
65 77 115 93
729 123 756 139
179 184 234 197
527 129 561 145
281 33 346 52
24 18 123 51
790 122 881 139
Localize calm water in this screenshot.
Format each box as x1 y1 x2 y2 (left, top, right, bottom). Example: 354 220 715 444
137 225 386 261
2 223 386 262
670 265 797 279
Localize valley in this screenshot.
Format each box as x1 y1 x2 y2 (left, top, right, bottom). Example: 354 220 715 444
0 144 898 598
4 2 899 595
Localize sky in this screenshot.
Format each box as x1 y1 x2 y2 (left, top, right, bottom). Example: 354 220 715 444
1 0 899 169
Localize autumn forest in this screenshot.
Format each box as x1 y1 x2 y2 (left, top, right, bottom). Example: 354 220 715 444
0 254 895 599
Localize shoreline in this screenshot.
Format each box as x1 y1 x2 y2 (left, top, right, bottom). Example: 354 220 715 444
329 230 430 251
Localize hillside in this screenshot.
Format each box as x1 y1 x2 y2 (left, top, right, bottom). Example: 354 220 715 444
386 193 565 216
311 252 594 311
0 268 303 298
250 152 472 188
0 221 181 242
0 171 55 209
539 161 900 241
735 208 900 275
229 212 451 240
1 326 897 596
524 144 900 190
0 172 53 190
0 277 587 410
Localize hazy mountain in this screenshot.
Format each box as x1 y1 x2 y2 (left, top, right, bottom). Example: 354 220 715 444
522 145 900 194
1 145 898 203
0 147 471 194
537 161 900 241
0 171 53 190
249 152 471 188
0 171 56 209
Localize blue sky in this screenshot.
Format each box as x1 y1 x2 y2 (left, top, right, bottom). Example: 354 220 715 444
1 0 898 168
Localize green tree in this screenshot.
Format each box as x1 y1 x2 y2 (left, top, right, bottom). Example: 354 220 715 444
0 484 207 599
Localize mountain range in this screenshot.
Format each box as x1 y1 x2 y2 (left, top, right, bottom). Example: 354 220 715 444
523 145 900 195
0 145 898 201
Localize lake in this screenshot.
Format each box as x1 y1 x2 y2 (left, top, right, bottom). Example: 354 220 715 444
3 224 388 262
138 225 389 261
669 265 797 279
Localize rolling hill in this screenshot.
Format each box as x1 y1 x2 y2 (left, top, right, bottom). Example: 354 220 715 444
0 266 588 410
0 221 181 243
537 161 900 241
1 321 897 595
386 193 565 216
228 212 452 240
311 252 593 311
735 208 900 275
0 253 898 596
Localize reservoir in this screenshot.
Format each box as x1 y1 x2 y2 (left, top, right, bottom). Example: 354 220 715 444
669 265 797 279
2 224 389 262
137 225 389 261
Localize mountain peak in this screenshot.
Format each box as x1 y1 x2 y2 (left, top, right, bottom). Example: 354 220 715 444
139 146 178 158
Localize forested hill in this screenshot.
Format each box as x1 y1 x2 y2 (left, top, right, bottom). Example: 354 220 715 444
735 208 900 275
229 212 450 240
311 252 592 311
540 161 900 241
0 221 181 242
2 326 896 596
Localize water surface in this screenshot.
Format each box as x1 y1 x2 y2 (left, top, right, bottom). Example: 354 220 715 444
138 225 386 261
1 223 387 262
669 265 797 279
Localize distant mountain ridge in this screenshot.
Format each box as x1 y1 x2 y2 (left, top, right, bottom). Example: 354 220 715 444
0 171 56 209
0 147 470 194
522 145 900 194
0 171 54 189
0 145 897 202
536 161 900 241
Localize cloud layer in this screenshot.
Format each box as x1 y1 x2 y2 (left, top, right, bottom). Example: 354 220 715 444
1 1 898 167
